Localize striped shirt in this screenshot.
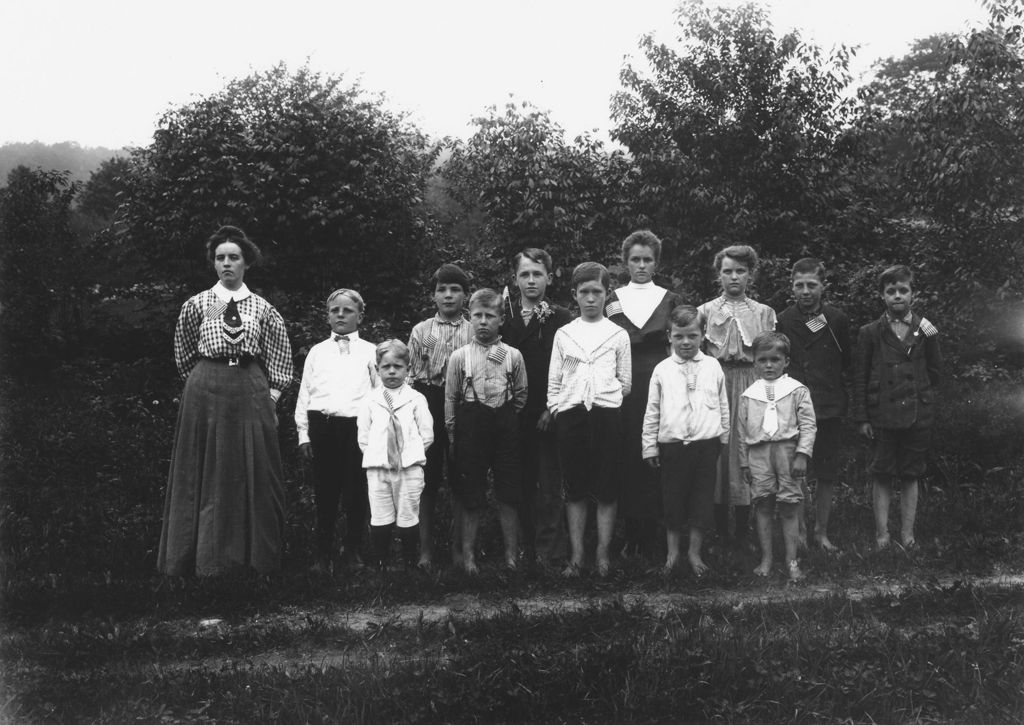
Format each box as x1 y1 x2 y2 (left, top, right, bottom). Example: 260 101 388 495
173 283 293 392
408 314 473 387
444 339 528 434
547 318 632 413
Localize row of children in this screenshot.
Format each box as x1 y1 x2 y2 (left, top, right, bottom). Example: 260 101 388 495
294 236 942 581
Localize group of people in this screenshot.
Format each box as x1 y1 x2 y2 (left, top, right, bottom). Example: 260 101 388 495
157 226 943 582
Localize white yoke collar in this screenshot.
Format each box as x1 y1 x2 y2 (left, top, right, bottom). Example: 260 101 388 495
212 282 252 303
742 374 802 402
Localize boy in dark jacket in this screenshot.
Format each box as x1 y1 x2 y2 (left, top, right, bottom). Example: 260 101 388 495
852 265 942 550
777 258 852 551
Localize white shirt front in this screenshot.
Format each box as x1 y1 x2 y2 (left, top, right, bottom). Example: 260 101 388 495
615 281 668 330
641 351 730 457
547 318 632 413
295 331 379 445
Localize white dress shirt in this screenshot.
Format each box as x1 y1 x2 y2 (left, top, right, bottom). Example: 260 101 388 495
294 331 379 445
642 351 730 458
547 318 632 413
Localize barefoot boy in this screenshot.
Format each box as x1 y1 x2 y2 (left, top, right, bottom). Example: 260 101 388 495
499 248 573 565
445 289 527 573
642 305 729 576
852 265 942 550
408 264 472 567
776 258 852 552
547 262 632 577
738 331 816 581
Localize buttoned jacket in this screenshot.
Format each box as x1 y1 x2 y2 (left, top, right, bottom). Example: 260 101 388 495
776 303 852 420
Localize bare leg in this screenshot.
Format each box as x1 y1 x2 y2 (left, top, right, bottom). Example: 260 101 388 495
900 479 919 547
687 528 708 576
461 507 481 574
498 502 520 568
797 479 810 548
815 479 837 551
665 528 683 572
564 500 586 576
753 498 774 577
595 501 617 576
450 497 465 568
780 502 803 580
872 476 892 549
418 492 435 567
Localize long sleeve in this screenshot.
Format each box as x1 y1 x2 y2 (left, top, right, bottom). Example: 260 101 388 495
851 324 873 424
444 349 465 435
260 306 294 393
794 388 817 459
408 324 426 380
737 395 751 468
547 332 565 414
172 300 203 382
837 313 854 377
717 368 731 444
416 395 435 452
641 370 662 459
511 351 529 413
925 335 943 389
294 355 313 445
356 399 372 453
616 332 633 398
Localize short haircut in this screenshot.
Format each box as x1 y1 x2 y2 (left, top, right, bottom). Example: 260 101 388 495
752 330 791 357
878 264 914 292
791 257 826 280
376 339 410 365
621 230 663 264
206 225 262 266
433 263 469 291
468 288 503 311
713 244 759 275
325 288 365 312
668 304 703 331
570 261 610 291
513 248 553 274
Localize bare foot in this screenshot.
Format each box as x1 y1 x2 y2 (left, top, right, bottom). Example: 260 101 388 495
561 563 581 579
900 538 917 550
595 556 611 578
451 545 464 569
504 556 518 571
788 561 805 582
815 535 838 553
463 559 479 576
417 554 432 569
688 553 709 577
753 561 772 577
876 534 891 551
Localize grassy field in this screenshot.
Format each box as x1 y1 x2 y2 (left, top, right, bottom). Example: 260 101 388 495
2 359 1024 722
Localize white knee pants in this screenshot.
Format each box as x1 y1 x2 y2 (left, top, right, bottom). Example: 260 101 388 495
366 466 425 527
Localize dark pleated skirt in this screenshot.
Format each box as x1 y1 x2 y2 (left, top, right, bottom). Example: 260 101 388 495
158 359 285 576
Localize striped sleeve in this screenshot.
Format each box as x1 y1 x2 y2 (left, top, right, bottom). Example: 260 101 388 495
173 298 203 382
259 304 295 392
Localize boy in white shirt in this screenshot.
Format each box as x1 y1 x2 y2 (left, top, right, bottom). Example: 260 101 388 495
295 289 379 573
547 262 632 577
357 340 434 571
642 305 730 577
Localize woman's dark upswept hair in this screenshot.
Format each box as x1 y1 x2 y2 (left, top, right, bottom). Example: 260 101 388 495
206 225 263 266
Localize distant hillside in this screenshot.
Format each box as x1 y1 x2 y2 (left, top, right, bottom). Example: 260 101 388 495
0 141 126 187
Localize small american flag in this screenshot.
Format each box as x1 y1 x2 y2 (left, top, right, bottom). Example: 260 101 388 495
605 301 623 317
805 313 827 333
919 318 939 337
487 345 507 366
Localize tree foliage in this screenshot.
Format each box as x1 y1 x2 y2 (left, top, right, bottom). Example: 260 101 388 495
119 64 439 320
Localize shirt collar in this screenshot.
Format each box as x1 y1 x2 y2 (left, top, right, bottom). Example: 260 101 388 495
671 350 704 364
626 281 655 291
332 330 361 341
887 310 913 325
212 282 251 303
434 313 465 326
471 336 502 348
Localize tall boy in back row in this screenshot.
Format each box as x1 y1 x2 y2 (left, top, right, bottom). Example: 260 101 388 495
500 248 573 565
776 258 852 551
852 265 942 550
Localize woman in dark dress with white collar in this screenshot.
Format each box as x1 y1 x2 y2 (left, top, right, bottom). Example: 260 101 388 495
606 230 684 561
158 226 294 576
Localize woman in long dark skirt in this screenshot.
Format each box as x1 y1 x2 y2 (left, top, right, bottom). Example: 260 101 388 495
158 225 294 576
606 230 683 561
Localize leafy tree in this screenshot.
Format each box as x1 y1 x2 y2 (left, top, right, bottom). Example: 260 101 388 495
78 156 133 221
611 0 866 296
119 64 439 322
440 101 636 297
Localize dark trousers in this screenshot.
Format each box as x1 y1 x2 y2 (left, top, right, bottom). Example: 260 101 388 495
414 382 450 496
308 412 368 557
453 400 522 510
519 409 568 560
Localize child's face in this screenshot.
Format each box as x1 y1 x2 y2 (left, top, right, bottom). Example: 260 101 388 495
573 280 607 321
881 280 913 318
377 351 409 389
469 303 503 343
515 258 551 303
792 272 824 313
327 294 362 335
718 256 750 298
626 244 657 285
434 283 466 320
668 321 702 360
753 345 789 381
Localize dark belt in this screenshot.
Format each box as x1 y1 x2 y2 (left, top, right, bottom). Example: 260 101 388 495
309 410 356 421
205 354 254 367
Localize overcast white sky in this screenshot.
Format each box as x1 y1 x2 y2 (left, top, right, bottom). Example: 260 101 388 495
0 0 990 149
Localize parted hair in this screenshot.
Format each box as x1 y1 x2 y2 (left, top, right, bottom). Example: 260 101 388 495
513 248 553 274
570 261 611 291
468 288 504 312
668 304 703 331
621 230 663 264
751 330 791 357
325 288 365 312
713 244 759 275
791 257 827 280
206 225 262 266
878 264 914 292
376 339 411 365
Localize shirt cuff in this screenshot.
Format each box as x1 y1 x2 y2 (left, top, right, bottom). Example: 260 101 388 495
269 389 282 403
297 431 310 446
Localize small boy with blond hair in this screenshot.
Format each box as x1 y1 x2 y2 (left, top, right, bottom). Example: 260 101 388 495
738 331 816 581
